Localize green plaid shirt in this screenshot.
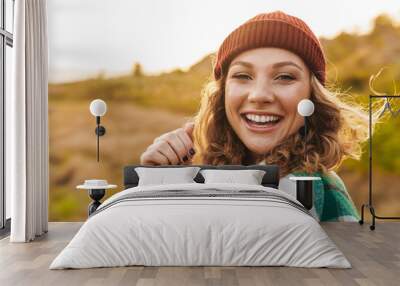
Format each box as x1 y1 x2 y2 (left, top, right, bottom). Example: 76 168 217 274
290 170 360 222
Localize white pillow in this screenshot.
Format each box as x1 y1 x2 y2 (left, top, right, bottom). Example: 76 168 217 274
135 167 201 186
200 169 266 185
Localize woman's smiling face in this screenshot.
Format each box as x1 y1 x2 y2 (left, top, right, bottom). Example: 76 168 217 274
225 47 311 157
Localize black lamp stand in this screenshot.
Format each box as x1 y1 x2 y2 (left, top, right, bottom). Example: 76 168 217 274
296 180 314 210
95 116 106 162
359 95 400 230
88 189 105 216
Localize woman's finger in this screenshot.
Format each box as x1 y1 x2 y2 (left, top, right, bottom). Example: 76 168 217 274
155 140 181 165
175 129 194 159
140 148 169 165
183 122 195 140
161 132 190 163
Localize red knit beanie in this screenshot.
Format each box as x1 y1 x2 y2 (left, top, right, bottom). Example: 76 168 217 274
214 11 326 85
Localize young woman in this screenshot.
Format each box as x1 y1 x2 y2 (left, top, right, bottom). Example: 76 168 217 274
140 11 371 222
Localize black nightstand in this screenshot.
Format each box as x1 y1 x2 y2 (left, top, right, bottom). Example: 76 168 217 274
289 176 321 210
77 180 117 216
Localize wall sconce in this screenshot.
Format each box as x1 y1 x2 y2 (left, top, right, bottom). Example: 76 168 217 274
297 98 315 163
89 99 107 162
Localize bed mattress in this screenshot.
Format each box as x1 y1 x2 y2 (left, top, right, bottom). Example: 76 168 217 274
50 183 351 269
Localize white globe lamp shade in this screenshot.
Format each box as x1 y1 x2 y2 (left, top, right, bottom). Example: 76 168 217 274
90 99 107 117
297 99 314 117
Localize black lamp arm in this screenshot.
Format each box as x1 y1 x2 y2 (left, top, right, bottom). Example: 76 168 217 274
304 117 308 165
94 116 106 162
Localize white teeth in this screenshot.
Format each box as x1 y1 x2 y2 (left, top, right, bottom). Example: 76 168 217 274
244 114 280 123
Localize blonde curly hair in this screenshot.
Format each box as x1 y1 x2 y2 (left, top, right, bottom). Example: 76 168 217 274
191 68 377 177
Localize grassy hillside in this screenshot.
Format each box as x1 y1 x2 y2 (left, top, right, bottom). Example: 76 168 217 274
49 55 213 115
49 14 400 221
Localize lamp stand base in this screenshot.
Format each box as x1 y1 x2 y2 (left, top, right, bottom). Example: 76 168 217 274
359 203 400 231
88 189 105 216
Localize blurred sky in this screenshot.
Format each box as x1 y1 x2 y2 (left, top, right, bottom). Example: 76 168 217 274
48 0 400 83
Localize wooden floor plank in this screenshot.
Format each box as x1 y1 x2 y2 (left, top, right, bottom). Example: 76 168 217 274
0 222 399 286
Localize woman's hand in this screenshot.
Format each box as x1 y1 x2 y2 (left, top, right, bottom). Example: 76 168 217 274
140 122 196 165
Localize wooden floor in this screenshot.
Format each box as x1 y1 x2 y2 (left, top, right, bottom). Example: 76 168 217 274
0 222 399 286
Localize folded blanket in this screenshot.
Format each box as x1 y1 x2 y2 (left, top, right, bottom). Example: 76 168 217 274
92 188 312 218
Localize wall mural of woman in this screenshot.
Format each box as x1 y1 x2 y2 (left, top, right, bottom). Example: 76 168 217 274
140 11 376 222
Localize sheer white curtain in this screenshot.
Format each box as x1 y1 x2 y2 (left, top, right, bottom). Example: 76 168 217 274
7 0 49 242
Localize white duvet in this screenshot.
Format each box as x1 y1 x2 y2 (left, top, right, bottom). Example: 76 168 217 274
49 183 351 269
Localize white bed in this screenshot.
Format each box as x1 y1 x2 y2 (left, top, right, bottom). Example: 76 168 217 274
49 182 351 269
